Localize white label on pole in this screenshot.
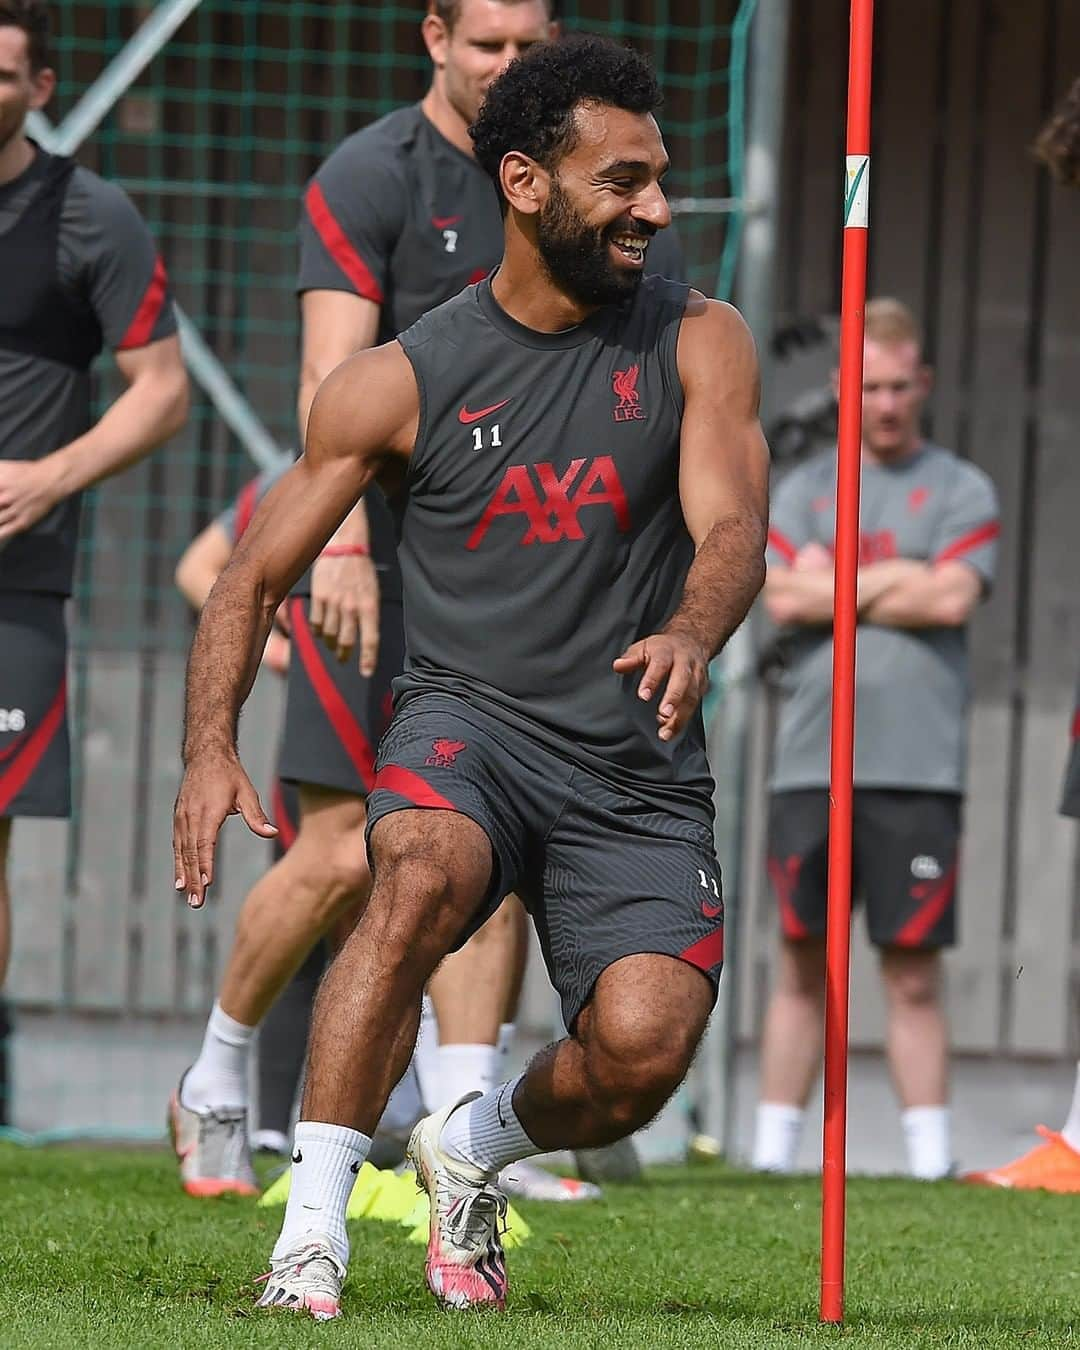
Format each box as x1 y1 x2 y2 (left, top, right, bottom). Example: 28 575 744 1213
844 155 870 229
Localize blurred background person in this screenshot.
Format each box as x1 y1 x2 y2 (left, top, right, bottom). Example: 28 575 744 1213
962 74 1080 1194
0 0 187 1047
751 298 1000 1180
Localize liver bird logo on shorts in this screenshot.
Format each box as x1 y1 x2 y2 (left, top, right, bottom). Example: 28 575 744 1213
612 364 646 422
425 738 467 767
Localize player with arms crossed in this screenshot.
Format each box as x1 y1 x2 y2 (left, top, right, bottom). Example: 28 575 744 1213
0 0 187 996
174 36 768 1318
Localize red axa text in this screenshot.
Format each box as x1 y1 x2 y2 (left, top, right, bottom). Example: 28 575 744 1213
466 455 631 550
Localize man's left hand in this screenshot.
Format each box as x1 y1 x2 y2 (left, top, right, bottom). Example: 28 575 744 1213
613 630 710 742
0 458 64 542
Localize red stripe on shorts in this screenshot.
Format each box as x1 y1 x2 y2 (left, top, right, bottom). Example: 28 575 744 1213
680 927 724 972
371 764 457 812
289 598 376 791
271 778 297 851
0 678 66 814
768 855 810 940
304 183 384 303
893 863 957 947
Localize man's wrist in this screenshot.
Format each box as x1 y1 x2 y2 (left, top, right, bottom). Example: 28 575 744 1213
182 735 237 767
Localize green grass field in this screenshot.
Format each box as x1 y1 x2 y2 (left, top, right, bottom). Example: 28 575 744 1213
2 1144 1076 1349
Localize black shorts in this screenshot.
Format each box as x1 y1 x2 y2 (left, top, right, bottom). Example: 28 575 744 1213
0 593 70 819
365 693 724 1028
767 788 962 949
277 597 404 796
269 771 301 860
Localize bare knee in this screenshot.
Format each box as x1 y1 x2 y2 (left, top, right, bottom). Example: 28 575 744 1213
880 948 941 1009
775 937 826 1001
579 959 711 1136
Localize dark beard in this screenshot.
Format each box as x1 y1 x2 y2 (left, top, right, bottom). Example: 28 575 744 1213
536 178 650 308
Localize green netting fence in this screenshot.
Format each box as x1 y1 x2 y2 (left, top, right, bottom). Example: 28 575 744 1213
4 0 757 1138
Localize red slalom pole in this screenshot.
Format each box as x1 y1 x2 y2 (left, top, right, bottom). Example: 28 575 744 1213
820 0 875 1326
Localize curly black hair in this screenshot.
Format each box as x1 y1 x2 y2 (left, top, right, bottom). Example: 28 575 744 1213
469 34 661 205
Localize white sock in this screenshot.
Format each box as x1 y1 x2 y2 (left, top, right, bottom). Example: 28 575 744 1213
751 1102 804 1172
1060 1061 1080 1152
901 1105 952 1180
413 995 440 1112
181 1001 255 1112
439 1074 543 1178
273 1121 371 1267
437 1042 499 1106
496 1022 515 1076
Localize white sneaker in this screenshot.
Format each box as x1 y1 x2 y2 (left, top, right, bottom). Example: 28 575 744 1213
407 1094 509 1310
254 1234 345 1320
251 1129 290 1157
499 1157 601 1202
168 1072 258 1198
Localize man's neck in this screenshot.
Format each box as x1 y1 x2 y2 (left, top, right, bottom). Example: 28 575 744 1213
420 83 474 159
862 437 922 468
0 132 35 188
491 229 601 334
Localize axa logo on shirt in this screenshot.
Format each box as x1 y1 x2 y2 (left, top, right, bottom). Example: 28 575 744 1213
467 456 630 550
612 364 646 422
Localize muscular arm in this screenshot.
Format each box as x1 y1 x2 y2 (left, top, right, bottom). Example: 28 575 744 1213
298 289 384 668
862 560 983 627
0 336 189 543
174 341 418 905
766 556 981 629
614 296 769 740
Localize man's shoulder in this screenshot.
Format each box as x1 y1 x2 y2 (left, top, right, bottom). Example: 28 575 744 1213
777 447 836 494
319 105 424 177
65 163 146 225
398 283 479 351
921 442 997 498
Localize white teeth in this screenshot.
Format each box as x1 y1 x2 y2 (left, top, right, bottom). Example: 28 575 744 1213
613 235 650 250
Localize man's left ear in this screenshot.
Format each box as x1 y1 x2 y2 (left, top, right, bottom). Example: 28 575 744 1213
30 66 56 113
500 153 547 216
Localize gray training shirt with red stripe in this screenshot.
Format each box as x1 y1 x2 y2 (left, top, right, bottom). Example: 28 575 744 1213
0 145 176 595
766 442 1000 793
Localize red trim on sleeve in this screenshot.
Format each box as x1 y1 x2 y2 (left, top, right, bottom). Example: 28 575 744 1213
371 764 457 812
304 182 384 304
289 598 376 791
0 679 67 813
233 480 259 543
679 927 725 973
117 255 168 350
1071 708 1079 742
767 527 798 565
934 521 1000 564
271 778 297 851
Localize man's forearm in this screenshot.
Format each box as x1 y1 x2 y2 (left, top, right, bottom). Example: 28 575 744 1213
666 513 766 657
182 566 274 763
46 369 188 500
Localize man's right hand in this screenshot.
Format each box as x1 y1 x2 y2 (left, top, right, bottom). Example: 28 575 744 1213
309 550 381 675
173 751 277 909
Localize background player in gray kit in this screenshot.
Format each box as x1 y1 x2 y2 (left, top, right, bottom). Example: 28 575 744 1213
174 35 768 1319
0 0 187 999
751 298 1000 1181
170 0 682 1200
